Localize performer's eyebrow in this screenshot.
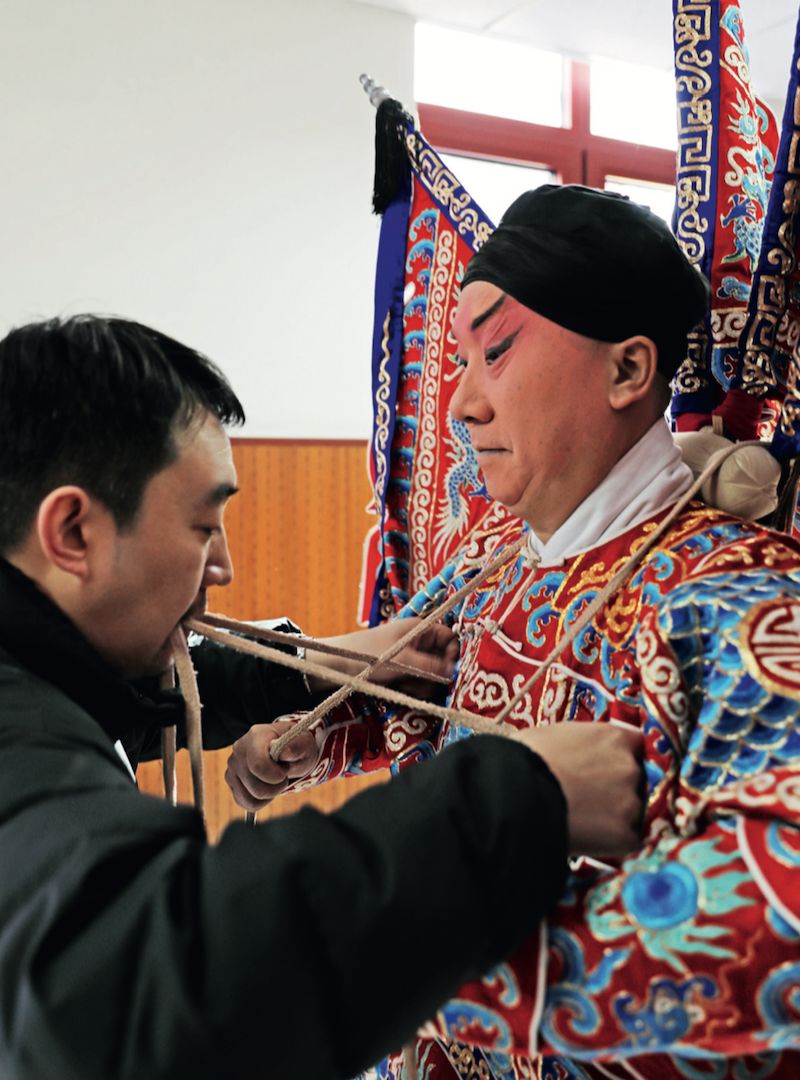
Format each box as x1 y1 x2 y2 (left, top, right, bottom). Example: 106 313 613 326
204 483 239 507
471 294 507 331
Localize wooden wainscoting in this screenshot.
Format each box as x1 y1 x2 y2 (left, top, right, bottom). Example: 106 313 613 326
136 438 387 841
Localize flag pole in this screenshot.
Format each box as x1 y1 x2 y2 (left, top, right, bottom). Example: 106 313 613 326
359 72 392 108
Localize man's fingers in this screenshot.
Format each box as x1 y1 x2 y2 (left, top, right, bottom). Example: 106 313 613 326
274 732 316 764
224 764 287 811
383 647 457 689
354 619 459 687
228 755 288 800
512 721 647 857
419 623 460 655
406 624 459 676
244 745 290 785
224 718 320 811
233 722 296 783
275 734 320 778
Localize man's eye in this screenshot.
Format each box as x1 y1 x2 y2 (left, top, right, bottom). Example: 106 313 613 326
485 335 515 364
197 526 221 538
452 353 467 369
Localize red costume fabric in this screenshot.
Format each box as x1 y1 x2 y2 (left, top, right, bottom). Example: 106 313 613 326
299 501 800 1077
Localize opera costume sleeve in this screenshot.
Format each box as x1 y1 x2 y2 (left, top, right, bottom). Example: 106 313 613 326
0 669 568 1080
420 530 800 1070
282 536 502 793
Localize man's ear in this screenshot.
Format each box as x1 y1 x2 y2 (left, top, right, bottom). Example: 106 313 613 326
608 336 659 411
35 486 99 580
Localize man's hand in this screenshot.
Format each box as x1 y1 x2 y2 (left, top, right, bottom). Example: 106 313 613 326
225 717 320 811
307 618 459 698
512 722 644 858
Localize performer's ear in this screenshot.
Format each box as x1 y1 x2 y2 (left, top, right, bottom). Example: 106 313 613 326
608 336 658 411
36 486 97 580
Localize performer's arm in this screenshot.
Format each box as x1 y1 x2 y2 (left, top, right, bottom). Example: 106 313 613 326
225 557 468 804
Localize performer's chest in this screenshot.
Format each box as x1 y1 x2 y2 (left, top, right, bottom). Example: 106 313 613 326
451 557 645 731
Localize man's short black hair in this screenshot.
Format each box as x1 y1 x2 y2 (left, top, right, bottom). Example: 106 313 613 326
0 315 245 553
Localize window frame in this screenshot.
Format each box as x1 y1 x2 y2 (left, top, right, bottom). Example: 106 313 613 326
417 59 676 191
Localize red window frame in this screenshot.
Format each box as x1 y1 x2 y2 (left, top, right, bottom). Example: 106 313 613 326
418 59 675 191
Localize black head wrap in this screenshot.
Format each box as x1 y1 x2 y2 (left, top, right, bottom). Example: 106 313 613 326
461 184 709 378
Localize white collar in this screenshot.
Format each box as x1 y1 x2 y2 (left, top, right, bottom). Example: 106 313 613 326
526 419 693 567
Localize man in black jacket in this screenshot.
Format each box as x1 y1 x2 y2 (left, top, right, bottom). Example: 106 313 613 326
0 314 641 1080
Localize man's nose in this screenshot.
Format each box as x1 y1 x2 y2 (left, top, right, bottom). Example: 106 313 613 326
449 359 492 425
204 528 234 588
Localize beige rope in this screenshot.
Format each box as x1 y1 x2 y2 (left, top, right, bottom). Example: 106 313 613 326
160 725 177 805
159 665 178 807
185 531 524 760
196 611 449 685
222 438 762 758
190 538 521 829
493 439 764 723
265 438 751 751
170 627 206 827
184 619 518 742
270 534 525 757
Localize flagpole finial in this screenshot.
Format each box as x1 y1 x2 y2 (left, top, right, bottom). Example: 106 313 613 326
360 73 392 108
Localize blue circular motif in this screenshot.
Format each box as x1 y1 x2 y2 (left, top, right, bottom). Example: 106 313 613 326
622 864 699 929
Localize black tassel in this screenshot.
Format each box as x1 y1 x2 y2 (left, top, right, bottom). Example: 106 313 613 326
372 97 413 215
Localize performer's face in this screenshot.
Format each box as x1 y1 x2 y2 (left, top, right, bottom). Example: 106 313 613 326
451 281 612 538
79 412 237 677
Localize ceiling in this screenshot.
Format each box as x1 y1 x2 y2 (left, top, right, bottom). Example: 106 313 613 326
354 0 799 111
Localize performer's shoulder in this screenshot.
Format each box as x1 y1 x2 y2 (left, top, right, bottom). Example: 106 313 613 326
653 501 800 578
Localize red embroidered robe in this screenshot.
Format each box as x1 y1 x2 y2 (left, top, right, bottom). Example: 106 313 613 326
295 502 800 1078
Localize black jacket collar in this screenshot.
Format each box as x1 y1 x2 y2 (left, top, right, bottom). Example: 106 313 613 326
0 556 183 746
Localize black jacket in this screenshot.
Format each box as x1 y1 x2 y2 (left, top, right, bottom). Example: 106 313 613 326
0 557 568 1079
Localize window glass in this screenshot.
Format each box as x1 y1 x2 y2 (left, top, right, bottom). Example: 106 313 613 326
605 177 676 226
415 23 564 127
441 153 556 225
590 59 677 150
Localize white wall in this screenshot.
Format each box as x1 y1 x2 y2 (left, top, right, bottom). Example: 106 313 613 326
0 0 415 438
